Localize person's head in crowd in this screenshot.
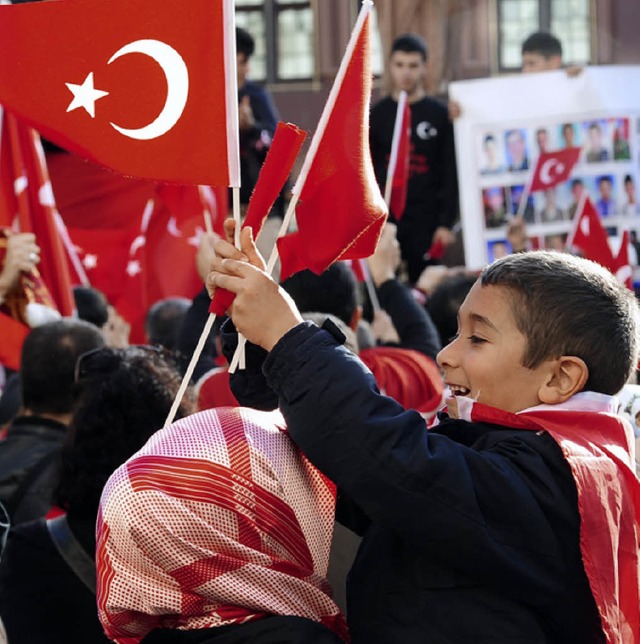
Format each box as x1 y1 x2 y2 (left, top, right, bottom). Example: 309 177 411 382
53 346 190 524
281 262 361 331
145 297 191 352
388 33 428 98
425 272 477 346
20 319 105 422
521 31 563 73
236 26 255 89
438 251 639 414
72 286 109 328
98 406 346 643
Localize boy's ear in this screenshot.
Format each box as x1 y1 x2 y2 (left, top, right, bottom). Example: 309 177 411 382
538 356 589 405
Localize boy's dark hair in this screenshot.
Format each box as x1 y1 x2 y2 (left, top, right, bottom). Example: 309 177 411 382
426 273 478 346
481 251 639 395
521 31 562 59
281 263 358 327
73 285 109 328
54 346 191 519
391 33 428 61
236 26 255 58
20 319 106 415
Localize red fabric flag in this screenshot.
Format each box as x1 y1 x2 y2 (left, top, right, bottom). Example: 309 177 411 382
276 5 388 281
613 230 633 290
386 95 411 220
209 122 307 317
0 111 74 315
0 0 239 186
529 147 582 193
456 397 640 644
566 196 616 271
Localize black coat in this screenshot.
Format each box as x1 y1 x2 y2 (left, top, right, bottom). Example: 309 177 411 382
225 321 605 643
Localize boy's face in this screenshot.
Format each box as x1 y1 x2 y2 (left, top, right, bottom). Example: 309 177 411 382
521 52 562 73
389 50 426 94
236 52 250 88
437 281 553 414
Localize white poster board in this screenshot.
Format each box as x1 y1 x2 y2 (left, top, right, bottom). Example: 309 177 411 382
449 66 640 269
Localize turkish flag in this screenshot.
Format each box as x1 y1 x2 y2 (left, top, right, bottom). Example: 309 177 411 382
0 110 74 316
529 147 582 193
566 196 616 271
0 0 239 186
386 94 411 220
209 122 307 317
276 5 388 281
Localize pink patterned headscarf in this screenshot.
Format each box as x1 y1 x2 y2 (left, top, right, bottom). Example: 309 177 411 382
96 407 347 643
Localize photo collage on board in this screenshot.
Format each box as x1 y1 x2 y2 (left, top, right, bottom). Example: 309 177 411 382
476 116 639 263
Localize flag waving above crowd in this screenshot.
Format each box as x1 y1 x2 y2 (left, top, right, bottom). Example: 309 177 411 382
276 0 388 280
0 0 239 186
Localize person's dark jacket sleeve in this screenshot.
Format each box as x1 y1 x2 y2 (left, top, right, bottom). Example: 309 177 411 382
258 322 584 598
376 278 441 359
437 114 459 230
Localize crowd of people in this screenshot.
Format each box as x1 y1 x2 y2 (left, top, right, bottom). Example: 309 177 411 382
0 25 638 644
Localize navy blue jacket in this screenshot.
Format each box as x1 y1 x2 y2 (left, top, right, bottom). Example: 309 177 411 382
224 321 604 643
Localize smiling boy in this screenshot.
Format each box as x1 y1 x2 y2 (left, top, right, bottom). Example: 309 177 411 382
209 235 640 644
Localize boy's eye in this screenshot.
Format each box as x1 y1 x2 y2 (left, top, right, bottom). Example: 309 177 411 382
468 335 487 344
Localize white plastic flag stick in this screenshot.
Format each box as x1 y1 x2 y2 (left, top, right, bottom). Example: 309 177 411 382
383 89 407 206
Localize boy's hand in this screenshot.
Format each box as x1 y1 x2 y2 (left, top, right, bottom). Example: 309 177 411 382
206 223 302 350
209 259 302 351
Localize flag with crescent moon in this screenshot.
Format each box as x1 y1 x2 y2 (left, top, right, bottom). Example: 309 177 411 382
0 0 239 187
529 147 582 192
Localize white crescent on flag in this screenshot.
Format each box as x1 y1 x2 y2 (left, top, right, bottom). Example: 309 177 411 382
539 158 565 185
66 39 189 141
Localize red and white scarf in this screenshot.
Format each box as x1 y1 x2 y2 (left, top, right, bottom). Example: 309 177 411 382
96 407 347 643
452 392 640 644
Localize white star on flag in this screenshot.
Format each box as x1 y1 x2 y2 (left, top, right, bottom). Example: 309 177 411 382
66 72 109 118
126 259 142 276
82 254 98 269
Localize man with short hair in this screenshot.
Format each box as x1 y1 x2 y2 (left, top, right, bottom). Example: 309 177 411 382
520 31 563 73
0 319 105 524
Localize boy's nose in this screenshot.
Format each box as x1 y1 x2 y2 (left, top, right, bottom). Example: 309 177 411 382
436 338 457 370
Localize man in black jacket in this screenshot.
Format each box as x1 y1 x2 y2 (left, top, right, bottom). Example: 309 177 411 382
0 319 104 524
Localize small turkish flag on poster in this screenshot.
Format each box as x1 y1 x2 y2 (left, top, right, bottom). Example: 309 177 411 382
529 147 582 193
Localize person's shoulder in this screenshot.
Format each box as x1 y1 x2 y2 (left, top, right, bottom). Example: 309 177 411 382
242 79 269 98
415 95 450 118
371 95 395 114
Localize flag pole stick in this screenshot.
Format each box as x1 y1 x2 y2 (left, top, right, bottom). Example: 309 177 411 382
53 211 90 286
164 312 217 427
383 90 407 206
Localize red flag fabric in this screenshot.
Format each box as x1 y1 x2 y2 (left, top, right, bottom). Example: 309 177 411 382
613 230 633 290
388 98 411 220
0 111 74 315
451 395 640 644
529 147 582 193
0 0 239 186
566 196 616 271
276 5 388 281
209 122 307 317
0 311 28 371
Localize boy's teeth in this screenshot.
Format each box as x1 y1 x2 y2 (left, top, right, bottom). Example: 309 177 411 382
450 385 471 396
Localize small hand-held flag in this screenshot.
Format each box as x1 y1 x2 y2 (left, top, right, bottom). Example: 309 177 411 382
0 0 239 186
383 90 411 221
276 0 388 281
529 147 582 193
566 194 619 276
